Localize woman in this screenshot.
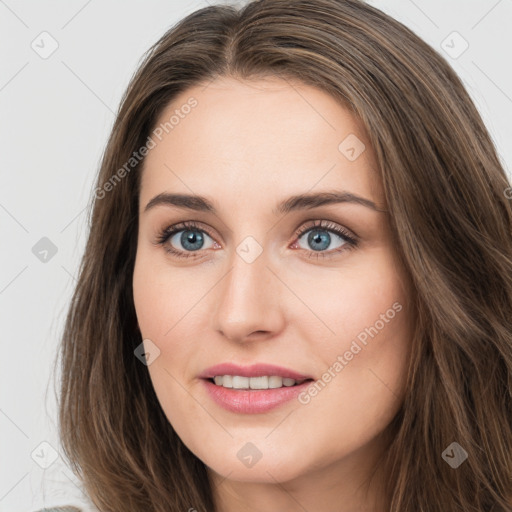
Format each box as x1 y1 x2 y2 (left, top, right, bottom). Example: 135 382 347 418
57 0 512 510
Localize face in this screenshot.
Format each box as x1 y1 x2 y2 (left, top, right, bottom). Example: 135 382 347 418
132 76 412 487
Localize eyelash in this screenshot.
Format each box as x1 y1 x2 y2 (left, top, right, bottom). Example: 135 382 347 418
154 220 359 260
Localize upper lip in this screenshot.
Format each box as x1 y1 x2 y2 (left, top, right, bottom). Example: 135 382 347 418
199 362 314 381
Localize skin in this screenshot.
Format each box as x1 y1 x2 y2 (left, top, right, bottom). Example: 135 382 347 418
132 76 413 512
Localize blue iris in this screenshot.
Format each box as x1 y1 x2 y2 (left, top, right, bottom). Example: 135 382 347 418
181 230 204 251
308 229 331 251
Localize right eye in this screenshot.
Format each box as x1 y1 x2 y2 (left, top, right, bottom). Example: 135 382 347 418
155 221 218 259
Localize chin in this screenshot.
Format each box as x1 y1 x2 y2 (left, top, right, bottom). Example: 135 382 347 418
200 444 311 484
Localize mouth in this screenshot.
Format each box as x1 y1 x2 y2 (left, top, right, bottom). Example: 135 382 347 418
200 375 315 414
198 362 315 413
206 375 314 390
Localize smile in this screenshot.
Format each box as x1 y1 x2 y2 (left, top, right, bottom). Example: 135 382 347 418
201 377 314 414
211 375 309 389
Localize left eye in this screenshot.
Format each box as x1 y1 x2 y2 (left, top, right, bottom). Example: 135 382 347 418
295 226 349 252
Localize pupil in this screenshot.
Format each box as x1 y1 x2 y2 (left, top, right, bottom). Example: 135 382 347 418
181 230 204 251
308 230 330 251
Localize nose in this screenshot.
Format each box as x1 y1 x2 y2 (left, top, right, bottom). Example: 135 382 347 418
213 244 285 343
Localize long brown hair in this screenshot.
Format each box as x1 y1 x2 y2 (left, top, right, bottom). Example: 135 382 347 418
57 0 512 510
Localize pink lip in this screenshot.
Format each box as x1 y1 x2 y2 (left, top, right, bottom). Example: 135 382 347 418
198 362 313 380
198 362 314 414
200 379 313 414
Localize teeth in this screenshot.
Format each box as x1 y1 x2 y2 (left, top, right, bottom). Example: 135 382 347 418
268 376 283 388
212 375 305 389
232 376 249 389
249 376 268 389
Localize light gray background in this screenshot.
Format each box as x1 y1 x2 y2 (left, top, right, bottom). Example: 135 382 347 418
1 0 511 510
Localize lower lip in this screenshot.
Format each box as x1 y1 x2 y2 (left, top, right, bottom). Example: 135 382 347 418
201 378 313 414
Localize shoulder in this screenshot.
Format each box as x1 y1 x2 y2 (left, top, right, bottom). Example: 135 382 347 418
32 508 82 512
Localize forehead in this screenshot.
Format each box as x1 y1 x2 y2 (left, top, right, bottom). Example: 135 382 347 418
139 76 384 212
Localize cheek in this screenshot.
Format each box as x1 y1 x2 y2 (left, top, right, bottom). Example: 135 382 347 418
292 248 412 413
292 289 410 470
292 248 409 354
132 249 203 338
132 250 209 417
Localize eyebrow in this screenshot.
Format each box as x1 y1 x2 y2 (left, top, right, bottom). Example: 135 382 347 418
143 190 384 216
